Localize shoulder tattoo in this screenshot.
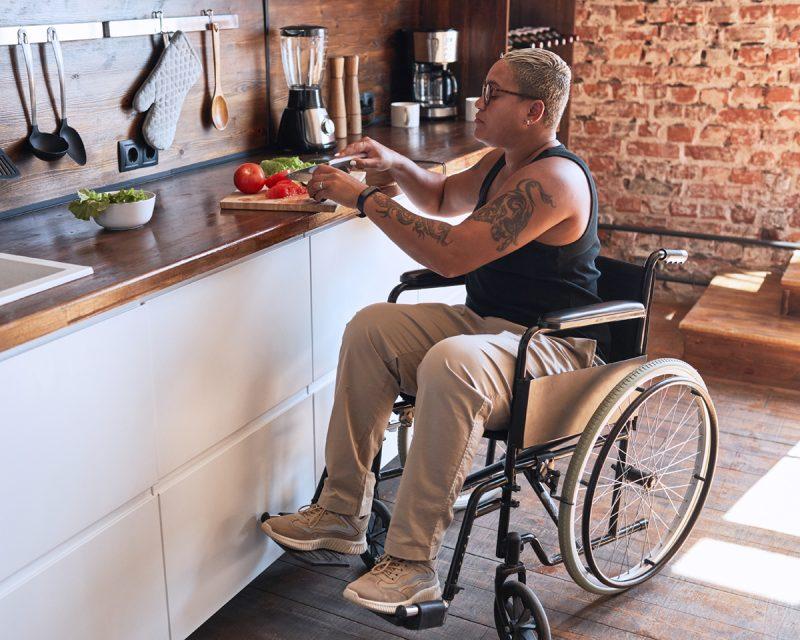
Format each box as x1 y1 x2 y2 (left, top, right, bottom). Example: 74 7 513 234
472 179 556 251
371 192 453 246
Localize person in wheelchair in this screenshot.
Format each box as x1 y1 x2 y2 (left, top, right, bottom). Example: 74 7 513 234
262 48 612 613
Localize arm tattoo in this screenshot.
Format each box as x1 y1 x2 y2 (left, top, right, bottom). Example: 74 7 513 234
371 192 453 246
472 179 556 251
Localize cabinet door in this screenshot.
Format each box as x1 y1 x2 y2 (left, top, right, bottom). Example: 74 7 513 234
0 497 168 640
147 238 313 476
0 306 157 582
312 378 335 480
310 217 419 378
158 396 315 640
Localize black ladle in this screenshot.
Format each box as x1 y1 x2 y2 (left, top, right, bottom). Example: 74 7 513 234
18 28 68 161
48 27 86 165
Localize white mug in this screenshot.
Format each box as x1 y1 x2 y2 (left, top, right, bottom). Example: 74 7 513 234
465 97 479 122
391 102 420 128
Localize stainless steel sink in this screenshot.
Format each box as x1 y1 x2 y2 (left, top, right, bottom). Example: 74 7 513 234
0 253 93 307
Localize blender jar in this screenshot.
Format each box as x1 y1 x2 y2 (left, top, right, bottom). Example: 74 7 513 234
280 26 327 89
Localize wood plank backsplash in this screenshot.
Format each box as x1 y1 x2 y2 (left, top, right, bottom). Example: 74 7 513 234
0 0 269 214
266 0 420 135
0 0 423 215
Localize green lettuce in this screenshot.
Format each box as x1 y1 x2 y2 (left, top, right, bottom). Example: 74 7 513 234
68 187 151 220
260 156 315 177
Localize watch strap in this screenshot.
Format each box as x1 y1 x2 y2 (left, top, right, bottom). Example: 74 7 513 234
356 186 380 217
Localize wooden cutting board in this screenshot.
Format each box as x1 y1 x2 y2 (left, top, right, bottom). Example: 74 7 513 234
220 171 366 213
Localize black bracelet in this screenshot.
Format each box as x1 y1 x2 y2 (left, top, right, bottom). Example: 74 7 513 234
356 186 380 218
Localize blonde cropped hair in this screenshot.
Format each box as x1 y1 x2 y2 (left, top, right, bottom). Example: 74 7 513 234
503 48 571 129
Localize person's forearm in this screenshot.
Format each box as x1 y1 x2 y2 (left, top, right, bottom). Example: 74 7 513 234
362 191 455 275
389 154 447 214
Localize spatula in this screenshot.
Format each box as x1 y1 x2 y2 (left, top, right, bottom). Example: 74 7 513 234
0 148 20 180
0 63 20 179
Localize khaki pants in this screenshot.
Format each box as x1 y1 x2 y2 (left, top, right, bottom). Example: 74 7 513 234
317 301 601 561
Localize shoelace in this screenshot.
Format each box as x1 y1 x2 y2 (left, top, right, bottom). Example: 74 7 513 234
371 554 406 580
296 503 326 526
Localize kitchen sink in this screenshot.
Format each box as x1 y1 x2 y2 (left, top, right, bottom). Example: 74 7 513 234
0 253 93 307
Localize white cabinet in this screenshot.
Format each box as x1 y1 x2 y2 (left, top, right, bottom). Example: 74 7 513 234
0 496 169 640
310 217 420 378
312 377 335 480
417 283 467 306
0 306 158 582
146 238 313 476
158 396 315 640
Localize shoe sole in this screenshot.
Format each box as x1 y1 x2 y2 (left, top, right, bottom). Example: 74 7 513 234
261 521 368 555
342 584 443 614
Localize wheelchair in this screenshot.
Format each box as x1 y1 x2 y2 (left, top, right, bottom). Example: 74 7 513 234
263 248 718 640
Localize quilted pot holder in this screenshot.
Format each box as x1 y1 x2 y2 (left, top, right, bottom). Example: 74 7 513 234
133 30 202 150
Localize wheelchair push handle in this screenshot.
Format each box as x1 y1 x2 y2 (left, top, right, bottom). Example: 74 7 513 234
659 249 688 265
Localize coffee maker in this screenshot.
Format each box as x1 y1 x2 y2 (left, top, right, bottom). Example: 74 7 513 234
276 25 335 153
412 29 459 119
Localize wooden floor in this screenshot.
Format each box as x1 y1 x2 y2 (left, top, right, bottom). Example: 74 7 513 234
190 301 800 640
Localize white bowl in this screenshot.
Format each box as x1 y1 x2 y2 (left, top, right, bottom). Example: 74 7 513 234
93 191 156 231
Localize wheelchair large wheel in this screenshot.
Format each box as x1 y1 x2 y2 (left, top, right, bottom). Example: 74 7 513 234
558 358 717 595
493 580 551 640
360 499 391 569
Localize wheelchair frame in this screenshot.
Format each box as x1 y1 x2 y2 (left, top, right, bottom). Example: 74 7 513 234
306 248 699 634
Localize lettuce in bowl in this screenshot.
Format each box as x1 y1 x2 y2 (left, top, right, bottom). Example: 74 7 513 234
68 187 153 220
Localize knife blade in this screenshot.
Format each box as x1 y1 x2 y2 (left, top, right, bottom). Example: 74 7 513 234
286 154 366 184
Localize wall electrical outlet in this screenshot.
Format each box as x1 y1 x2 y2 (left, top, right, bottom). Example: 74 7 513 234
117 139 158 172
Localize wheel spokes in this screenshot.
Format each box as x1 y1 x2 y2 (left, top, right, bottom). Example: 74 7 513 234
581 378 711 585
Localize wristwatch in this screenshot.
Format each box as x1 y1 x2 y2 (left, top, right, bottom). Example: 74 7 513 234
356 186 380 218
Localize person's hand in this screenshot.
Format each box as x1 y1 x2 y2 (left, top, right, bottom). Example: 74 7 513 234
335 137 398 171
307 164 368 209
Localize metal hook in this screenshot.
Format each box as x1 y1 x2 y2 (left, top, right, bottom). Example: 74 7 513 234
202 8 215 26
152 10 169 47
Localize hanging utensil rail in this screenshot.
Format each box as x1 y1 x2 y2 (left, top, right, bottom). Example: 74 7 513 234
0 12 238 47
0 22 103 46
104 13 239 39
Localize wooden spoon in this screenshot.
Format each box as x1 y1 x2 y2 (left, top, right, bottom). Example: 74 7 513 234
210 23 229 131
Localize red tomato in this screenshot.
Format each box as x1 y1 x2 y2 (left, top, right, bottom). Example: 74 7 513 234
233 163 266 194
264 169 290 188
267 180 308 199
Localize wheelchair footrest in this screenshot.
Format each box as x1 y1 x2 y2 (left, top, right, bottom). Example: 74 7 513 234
277 543 351 568
373 599 449 630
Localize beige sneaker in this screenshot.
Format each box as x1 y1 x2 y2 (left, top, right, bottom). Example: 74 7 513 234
343 554 442 614
261 504 369 554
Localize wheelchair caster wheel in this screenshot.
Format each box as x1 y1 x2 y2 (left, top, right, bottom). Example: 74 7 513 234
360 499 392 569
494 581 551 640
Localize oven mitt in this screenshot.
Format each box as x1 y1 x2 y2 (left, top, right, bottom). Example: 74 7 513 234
133 30 202 150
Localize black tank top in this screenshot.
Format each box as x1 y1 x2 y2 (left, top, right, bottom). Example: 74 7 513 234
464 144 611 361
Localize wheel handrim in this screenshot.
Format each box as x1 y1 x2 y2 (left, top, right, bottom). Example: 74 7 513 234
578 376 714 587
361 500 391 568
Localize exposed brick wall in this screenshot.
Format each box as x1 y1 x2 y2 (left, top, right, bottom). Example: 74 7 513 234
570 1 800 301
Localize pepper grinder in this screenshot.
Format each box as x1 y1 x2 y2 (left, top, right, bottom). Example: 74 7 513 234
345 55 362 136
329 56 347 139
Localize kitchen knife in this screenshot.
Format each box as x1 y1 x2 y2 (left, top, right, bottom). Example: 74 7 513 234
286 153 366 184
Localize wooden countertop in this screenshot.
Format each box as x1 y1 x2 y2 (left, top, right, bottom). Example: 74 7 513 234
0 121 488 353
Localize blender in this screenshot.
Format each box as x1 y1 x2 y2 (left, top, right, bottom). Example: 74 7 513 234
276 25 336 152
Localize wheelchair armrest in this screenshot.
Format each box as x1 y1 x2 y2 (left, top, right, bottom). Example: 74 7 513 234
538 301 646 331
399 268 466 289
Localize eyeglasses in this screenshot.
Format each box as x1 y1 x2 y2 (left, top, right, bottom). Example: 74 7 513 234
480 81 539 107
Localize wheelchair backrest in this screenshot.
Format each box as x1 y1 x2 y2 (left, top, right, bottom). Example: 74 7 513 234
596 255 657 362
